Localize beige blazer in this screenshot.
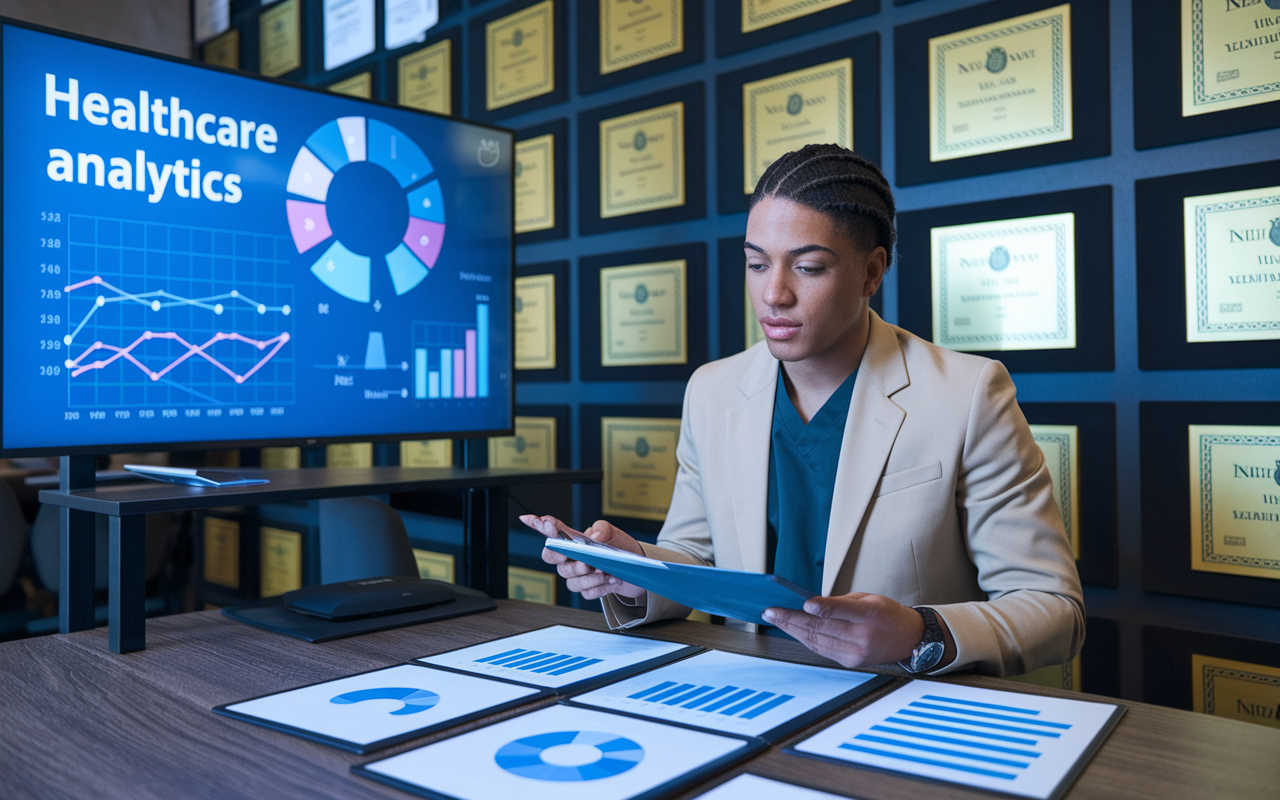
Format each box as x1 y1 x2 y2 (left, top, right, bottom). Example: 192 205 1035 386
602 312 1085 677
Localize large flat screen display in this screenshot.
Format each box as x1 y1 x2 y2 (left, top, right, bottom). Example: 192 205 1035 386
1 21 514 455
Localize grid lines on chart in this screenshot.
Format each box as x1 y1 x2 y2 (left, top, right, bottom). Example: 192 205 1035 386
64 215 295 408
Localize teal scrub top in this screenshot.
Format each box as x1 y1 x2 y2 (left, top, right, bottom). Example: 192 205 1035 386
765 365 858 598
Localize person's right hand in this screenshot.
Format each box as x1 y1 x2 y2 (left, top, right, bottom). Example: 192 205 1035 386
519 515 647 601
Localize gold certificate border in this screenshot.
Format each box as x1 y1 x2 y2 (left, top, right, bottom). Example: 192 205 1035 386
603 417 680 520
601 0 684 74
1030 424 1081 561
601 260 688 366
489 416 557 470
515 273 557 369
1190 426 1280 576
398 38 452 115
1183 187 1280 342
742 58 852 195
259 0 302 78
486 0 555 111
515 134 556 233
931 8 1070 159
600 102 685 218
1194 654 1280 721
1182 0 1280 116
742 0 851 34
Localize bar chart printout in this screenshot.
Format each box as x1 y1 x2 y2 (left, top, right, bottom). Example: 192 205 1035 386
415 625 697 690
791 680 1124 800
570 650 888 740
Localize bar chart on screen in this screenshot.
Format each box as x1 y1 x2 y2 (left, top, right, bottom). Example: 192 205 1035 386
415 625 699 691
411 302 489 400
569 650 890 740
791 680 1124 800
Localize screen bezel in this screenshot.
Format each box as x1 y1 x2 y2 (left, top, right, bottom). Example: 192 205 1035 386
0 15 516 457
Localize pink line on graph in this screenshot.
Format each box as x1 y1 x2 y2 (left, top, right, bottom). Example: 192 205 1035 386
452 349 464 398
465 330 477 398
67 330 291 384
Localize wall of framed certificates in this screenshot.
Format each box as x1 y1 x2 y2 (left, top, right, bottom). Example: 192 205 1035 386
208 0 1279 708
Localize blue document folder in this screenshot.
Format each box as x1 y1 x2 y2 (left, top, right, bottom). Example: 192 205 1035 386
544 539 816 625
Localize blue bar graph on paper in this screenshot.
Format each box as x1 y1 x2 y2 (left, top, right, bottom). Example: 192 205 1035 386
472 648 603 676
626 680 797 719
837 694 1074 781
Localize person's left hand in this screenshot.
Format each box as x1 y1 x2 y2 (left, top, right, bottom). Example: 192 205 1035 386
762 593 952 669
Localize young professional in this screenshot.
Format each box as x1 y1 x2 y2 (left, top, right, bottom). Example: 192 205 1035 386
524 144 1084 677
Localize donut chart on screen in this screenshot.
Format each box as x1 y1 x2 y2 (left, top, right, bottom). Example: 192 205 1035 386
284 116 446 304
494 731 644 781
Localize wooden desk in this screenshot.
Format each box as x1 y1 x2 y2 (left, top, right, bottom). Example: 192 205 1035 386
36 466 600 653
1 603 1276 800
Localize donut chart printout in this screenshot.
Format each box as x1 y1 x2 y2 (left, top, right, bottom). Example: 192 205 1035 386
1 23 513 453
354 704 760 800
568 650 891 741
215 664 545 753
789 680 1125 800
415 625 701 692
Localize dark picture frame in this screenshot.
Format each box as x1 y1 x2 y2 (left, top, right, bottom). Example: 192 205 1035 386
1135 160 1280 371
579 403 684 537
514 261 570 383
515 119 570 244
714 33 881 215
896 185 1115 373
387 25 464 117
1144 625 1280 713
893 0 1111 186
580 242 708 382
465 0 568 122
578 82 707 235
577 0 705 95
1140 402 1280 610
716 0 880 58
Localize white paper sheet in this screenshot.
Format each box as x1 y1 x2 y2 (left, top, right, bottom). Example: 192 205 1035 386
361 704 751 800
793 680 1122 800
416 625 692 689
385 0 440 50
324 0 376 72
222 664 539 746
571 650 880 738
692 774 857 800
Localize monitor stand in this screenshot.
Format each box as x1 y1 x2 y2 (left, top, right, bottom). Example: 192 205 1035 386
59 455 96 634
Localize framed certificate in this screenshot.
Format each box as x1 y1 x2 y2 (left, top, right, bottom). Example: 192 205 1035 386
259 0 303 78
396 28 461 116
716 0 876 57
715 34 879 214
717 237 882 359
928 4 1073 163
894 0 1110 186
488 415 557 470
514 118 568 242
581 243 708 382
930 212 1078 353
1142 402 1280 609
400 439 455 467
327 70 374 98
1134 0 1280 149
1022 403 1118 587
579 1 703 95
1144 626 1280 729
581 404 682 535
514 261 569 382
466 0 566 121
1136 159 1280 371
897 186 1114 372
202 27 240 69
579 83 705 234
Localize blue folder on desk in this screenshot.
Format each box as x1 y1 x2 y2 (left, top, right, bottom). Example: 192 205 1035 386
544 539 816 625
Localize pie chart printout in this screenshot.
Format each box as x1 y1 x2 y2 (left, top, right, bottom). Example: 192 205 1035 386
494 731 644 781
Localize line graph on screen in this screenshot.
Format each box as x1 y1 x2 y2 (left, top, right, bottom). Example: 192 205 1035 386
62 216 295 408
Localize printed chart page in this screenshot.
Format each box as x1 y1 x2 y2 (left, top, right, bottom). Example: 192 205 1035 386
415 625 699 691
356 704 757 800
791 680 1124 800
692 774 859 800
569 650 890 740
216 664 543 753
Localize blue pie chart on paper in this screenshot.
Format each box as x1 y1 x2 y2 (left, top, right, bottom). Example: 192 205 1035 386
285 116 446 304
494 731 644 781
329 687 440 715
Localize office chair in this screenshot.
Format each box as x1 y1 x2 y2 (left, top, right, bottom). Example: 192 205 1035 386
29 506 170 593
317 497 418 584
0 480 29 597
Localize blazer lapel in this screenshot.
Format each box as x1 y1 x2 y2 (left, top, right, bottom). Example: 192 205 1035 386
821 313 909 596
724 344 778 575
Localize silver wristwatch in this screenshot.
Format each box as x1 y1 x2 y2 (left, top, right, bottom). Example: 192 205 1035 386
898 606 945 674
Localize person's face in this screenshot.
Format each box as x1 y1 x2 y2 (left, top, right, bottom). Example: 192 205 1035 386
744 196 886 364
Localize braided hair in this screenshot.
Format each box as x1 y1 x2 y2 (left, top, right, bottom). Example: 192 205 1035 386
749 144 897 267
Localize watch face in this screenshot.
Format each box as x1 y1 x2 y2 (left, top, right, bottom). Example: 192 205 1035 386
911 641 946 673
